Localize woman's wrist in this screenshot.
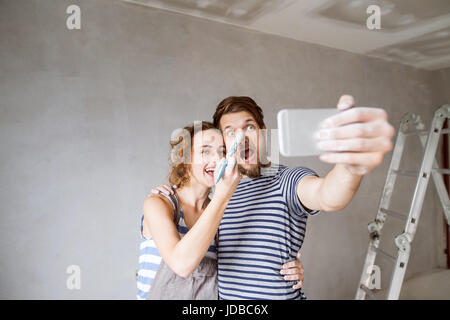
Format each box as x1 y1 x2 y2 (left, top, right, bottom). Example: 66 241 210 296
213 183 235 201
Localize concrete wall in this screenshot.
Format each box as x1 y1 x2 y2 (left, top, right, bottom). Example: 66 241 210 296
433 67 450 106
0 0 448 299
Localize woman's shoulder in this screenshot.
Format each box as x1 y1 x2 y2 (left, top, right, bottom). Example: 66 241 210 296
143 193 175 218
141 194 178 240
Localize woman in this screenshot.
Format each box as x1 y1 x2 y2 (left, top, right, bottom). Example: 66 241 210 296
137 121 239 299
136 121 304 300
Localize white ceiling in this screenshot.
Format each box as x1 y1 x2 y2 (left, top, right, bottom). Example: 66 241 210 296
122 0 450 71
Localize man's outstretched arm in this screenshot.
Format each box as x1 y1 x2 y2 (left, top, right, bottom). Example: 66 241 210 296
296 95 395 212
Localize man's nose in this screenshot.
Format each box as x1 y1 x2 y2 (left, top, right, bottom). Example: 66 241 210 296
244 136 250 148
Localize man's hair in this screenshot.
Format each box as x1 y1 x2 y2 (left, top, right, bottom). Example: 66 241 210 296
213 96 266 130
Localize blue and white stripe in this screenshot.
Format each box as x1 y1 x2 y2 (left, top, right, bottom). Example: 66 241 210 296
137 209 217 300
217 164 319 300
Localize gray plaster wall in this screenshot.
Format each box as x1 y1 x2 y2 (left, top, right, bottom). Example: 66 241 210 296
433 67 450 106
0 0 448 299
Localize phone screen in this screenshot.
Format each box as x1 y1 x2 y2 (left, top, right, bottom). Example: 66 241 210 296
277 108 340 157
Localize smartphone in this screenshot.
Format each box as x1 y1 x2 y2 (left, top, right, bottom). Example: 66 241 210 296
277 108 340 157
214 131 244 184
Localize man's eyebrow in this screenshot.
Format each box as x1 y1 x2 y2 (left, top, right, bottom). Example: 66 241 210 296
200 145 213 148
223 124 232 131
223 118 256 131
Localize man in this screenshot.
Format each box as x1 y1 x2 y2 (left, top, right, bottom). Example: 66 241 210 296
212 95 394 299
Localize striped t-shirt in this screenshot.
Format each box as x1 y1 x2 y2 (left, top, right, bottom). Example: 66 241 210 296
136 202 217 300
217 164 320 300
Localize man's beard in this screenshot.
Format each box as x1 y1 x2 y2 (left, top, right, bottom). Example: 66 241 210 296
238 163 260 178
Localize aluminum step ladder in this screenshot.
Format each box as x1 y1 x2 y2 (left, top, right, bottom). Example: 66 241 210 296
355 104 450 300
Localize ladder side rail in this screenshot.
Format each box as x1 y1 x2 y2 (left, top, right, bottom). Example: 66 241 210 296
420 136 450 225
386 106 447 299
419 105 450 225
355 113 417 300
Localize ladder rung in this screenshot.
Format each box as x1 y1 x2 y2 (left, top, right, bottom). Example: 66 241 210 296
433 168 450 175
379 208 407 221
403 130 429 136
374 247 397 263
403 129 449 136
359 284 377 300
392 169 418 177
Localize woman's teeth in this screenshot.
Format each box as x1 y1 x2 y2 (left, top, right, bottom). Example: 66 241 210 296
205 168 215 177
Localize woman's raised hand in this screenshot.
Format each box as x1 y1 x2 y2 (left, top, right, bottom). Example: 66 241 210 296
214 156 241 198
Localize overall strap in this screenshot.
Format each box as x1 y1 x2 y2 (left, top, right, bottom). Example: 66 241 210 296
158 190 181 226
171 191 181 226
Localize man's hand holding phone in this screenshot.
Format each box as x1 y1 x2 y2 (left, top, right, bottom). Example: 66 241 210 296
316 95 395 175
